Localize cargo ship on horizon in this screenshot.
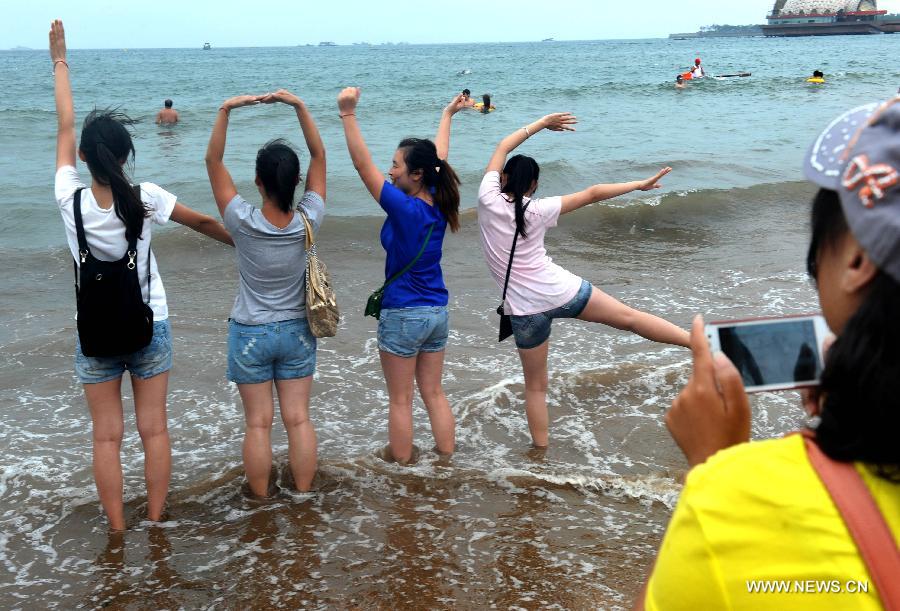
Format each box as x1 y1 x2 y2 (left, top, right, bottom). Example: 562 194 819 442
763 0 900 36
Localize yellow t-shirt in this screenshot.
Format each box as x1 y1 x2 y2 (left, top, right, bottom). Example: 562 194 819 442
646 435 900 610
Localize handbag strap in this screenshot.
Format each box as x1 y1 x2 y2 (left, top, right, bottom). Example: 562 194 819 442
499 205 529 310
381 223 435 291
299 208 315 252
799 431 900 609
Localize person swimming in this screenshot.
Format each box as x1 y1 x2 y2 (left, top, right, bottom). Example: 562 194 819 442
461 89 476 108
807 70 826 84
155 99 179 125
475 93 495 113
675 75 686 90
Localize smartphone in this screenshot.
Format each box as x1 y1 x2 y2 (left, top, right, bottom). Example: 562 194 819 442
705 315 830 393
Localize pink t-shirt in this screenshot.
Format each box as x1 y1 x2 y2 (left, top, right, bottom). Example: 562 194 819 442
478 171 582 316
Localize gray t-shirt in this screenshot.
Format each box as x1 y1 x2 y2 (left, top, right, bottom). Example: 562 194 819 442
224 191 325 325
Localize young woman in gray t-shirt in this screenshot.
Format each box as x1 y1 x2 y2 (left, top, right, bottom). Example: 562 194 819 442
205 89 326 498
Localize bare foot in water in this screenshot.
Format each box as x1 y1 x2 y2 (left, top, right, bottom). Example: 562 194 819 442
375 444 421 465
241 465 280 501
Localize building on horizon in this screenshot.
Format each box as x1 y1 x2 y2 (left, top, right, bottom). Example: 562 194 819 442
764 0 900 35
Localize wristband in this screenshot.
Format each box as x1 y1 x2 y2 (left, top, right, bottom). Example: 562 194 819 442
53 59 69 72
340 113 356 119
523 126 531 137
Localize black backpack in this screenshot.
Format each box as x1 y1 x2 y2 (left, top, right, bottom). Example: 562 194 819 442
72 186 154 357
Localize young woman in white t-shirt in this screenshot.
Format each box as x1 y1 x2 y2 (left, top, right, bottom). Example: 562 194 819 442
50 21 233 531
478 113 690 448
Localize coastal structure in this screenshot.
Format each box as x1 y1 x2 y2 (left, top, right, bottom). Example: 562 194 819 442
764 0 900 36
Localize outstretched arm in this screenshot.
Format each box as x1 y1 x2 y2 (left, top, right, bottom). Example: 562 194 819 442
169 203 234 246
485 113 577 174
435 93 465 161
337 87 385 202
50 20 76 170
204 95 263 218
261 89 327 201
560 167 672 215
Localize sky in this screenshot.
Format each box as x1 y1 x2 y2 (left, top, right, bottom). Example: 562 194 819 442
5 0 900 48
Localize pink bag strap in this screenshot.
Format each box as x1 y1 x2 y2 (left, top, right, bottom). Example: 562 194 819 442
800 431 900 610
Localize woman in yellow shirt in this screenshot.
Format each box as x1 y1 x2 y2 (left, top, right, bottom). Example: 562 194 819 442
642 98 900 610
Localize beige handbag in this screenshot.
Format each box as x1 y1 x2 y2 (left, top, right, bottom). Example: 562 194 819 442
300 211 339 338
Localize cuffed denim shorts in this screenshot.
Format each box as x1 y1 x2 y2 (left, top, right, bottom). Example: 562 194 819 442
75 319 173 384
227 318 317 384
510 279 593 350
378 306 449 358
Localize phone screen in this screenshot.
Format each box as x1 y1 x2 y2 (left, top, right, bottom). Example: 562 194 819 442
717 319 822 388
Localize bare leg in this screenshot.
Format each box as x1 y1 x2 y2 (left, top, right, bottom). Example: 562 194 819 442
517 341 551 448
577 286 689 347
132 371 171 522
84 378 126 530
415 351 455 455
237 382 276 497
379 351 418 464
274 377 317 492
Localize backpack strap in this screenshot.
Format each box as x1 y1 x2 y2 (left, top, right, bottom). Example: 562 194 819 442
72 188 89 260
801 433 900 610
133 184 152 306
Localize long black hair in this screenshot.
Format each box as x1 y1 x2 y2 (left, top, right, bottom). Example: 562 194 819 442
501 155 540 239
398 138 460 232
256 139 301 213
481 94 492 114
79 109 150 243
807 188 900 482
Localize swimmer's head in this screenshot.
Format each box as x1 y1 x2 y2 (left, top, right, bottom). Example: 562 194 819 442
164 99 173 109
695 58 702 65
462 89 471 99
676 75 684 83
814 70 824 78
482 94 491 114
255 139 301 214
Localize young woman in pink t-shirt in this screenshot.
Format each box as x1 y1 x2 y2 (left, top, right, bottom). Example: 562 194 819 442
478 113 690 448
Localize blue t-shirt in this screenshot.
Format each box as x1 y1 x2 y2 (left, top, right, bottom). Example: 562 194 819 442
379 181 448 309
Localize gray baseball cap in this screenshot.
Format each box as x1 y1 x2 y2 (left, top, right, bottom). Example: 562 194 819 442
804 98 900 283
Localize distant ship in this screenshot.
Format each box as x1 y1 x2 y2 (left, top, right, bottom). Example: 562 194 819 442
763 0 900 36
541 37 555 42
318 41 337 47
203 42 211 50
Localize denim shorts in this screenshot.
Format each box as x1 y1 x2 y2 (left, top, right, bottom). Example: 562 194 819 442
227 318 317 384
75 319 173 384
378 306 449 358
510 279 593 350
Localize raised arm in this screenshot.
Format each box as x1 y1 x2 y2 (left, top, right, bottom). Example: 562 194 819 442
50 20 76 170
559 167 672 215
337 87 385 202
485 113 577 174
435 93 465 161
261 89 327 201
204 95 263 217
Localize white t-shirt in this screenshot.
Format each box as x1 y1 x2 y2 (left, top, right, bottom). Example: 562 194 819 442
54 165 177 321
477 171 582 316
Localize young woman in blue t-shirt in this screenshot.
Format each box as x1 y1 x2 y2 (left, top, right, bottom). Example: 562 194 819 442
337 87 463 464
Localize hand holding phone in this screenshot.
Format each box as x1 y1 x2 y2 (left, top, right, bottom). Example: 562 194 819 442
666 316 752 467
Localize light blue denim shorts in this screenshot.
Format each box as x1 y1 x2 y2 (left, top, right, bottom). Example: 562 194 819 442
510 279 593 350
378 306 449 358
75 319 173 384
227 318 317 384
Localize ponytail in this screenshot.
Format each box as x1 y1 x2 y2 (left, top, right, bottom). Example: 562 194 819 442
256 139 301 213
80 109 149 243
398 138 461 233
501 155 540 239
